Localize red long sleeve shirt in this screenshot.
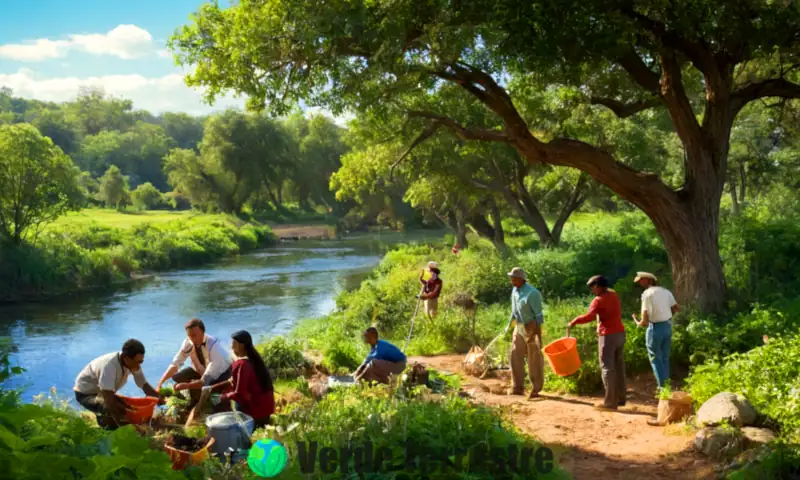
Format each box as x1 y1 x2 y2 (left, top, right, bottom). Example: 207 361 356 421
221 359 275 420
570 289 625 336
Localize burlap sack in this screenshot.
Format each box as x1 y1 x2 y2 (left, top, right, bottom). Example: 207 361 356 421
657 391 693 425
463 345 488 377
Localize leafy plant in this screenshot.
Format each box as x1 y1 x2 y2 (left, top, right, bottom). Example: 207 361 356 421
657 380 673 400
257 336 311 379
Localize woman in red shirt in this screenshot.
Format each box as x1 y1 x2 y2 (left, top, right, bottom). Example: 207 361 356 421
210 330 275 428
419 261 443 318
569 275 626 411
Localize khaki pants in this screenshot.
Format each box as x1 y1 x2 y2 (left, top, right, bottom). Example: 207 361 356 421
424 298 438 318
510 322 544 394
360 359 407 384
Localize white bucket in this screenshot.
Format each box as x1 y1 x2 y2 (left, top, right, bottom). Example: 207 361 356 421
204 412 255 460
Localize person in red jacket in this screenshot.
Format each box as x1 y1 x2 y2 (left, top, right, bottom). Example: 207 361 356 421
569 275 626 411
208 330 275 428
419 261 443 318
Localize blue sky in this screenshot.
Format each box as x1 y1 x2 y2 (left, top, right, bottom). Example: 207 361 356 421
0 0 248 114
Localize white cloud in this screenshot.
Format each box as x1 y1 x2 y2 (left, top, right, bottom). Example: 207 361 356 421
0 39 71 62
0 69 245 115
0 25 158 62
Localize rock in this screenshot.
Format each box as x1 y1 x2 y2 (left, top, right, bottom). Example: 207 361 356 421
696 392 758 427
741 427 777 447
694 427 745 460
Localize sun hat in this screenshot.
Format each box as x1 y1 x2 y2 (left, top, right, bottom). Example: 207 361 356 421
633 272 657 283
507 267 527 280
427 261 439 269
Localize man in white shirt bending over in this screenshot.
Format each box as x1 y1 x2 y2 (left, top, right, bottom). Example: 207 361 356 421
156 318 233 408
73 338 161 429
632 272 679 391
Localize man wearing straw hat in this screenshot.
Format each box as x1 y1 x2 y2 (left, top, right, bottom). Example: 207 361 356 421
419 261 443 319
632 272 679 391
506 267 545 399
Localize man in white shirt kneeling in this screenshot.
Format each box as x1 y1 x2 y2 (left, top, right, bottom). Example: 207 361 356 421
156 318 233 409
73 338 160 429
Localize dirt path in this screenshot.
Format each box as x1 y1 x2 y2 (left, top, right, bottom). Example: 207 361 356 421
408 355 717 480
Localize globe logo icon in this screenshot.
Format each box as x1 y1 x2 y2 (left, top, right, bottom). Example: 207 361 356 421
247 439 288 477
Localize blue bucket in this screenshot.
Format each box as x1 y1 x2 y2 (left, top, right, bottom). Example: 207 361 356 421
204 412 255 461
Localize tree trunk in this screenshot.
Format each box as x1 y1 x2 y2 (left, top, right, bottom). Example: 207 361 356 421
730 178 740 215
653 197 726 314
551 173 587 244
488 199 507 252
455 207 469 248
738 161 746 203
500 187 555 246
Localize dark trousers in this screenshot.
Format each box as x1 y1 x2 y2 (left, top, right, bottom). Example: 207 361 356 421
598 331 626 408
75 391 122 430
172 366 232 407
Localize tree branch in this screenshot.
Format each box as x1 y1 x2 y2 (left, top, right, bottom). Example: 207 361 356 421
406 111 512 143
389 122 442 181
590 96 661 118
617 50 661 93
731 78 800 116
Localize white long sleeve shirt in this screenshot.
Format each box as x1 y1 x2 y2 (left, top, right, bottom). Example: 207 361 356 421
171 334 232 384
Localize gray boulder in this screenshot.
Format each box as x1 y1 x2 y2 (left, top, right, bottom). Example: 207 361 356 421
741 427 777 447
696 392 757 427
694 427 745 460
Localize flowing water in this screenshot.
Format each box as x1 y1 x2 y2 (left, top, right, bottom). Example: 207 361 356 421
0 231 445 402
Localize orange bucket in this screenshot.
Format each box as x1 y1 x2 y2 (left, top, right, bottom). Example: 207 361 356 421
164 437 215 470
118 396 159 424
542 328 581 377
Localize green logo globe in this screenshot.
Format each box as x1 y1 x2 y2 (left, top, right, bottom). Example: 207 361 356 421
247 439 287 478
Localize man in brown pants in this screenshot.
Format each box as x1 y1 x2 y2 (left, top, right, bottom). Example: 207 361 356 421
506 267 545 399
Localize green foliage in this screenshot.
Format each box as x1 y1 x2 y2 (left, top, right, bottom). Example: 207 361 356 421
0 341 182 480
96 165 130 210
686 335 800 442
0 123 84 245
0 212 275 302
257 337 311 379
130 182 165 211
267 387 568 479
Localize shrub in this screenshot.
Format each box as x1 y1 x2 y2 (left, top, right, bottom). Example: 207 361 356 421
0 213 275 301
258 336 311 379
265 387 569 479
686 335 800 442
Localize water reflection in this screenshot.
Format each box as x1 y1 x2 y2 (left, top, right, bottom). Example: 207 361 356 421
0 231 446 402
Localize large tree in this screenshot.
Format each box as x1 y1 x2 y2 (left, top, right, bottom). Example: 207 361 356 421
172 0 800 313
0 124 84 245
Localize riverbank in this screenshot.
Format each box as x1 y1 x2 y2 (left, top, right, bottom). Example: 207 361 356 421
0 211 275 304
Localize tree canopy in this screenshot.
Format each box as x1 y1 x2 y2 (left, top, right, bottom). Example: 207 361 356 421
0 124 84 244
171 0 800 313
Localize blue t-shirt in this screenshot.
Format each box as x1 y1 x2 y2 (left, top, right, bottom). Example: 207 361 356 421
365 340 406 364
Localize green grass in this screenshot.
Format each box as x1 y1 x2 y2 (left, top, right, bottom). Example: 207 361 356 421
49 209 206 229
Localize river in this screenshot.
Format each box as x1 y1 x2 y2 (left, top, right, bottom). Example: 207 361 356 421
0 231 444 403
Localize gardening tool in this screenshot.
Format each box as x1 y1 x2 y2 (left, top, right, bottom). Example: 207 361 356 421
185 386 213 427
464 315 512 378
402 285 426 353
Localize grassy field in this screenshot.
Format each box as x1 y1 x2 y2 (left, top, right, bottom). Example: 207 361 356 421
49 209 200 229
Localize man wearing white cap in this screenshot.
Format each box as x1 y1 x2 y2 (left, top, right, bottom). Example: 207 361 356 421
419 261 443 318
506 267 545 398
632 272 679 390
